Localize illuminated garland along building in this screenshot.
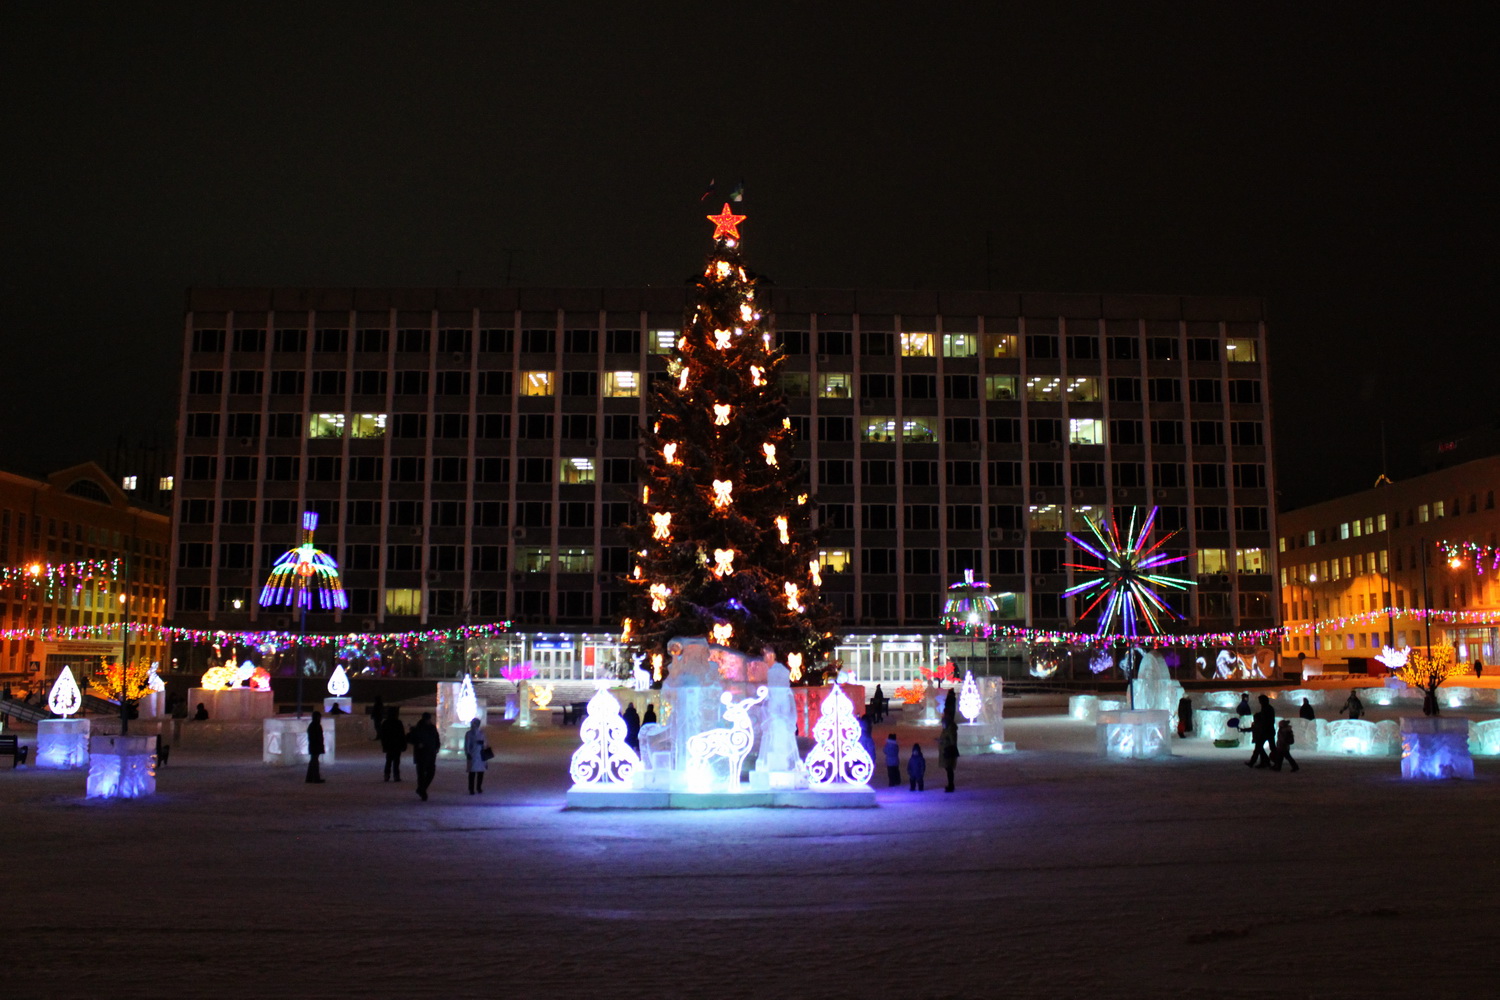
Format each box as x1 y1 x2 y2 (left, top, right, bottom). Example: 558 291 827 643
171 287 1276 680
1277 448 1500 669
1 463 171 683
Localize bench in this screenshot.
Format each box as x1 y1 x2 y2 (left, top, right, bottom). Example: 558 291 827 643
0 734 29 768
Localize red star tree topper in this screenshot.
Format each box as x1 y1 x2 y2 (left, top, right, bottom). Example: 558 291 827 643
621 207 842 679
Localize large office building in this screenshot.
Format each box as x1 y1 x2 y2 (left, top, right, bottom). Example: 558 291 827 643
1277 451 1500 668
171 286 1276 680
1 463 171 684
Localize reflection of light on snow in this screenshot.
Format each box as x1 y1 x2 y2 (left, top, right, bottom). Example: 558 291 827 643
958 670 982 723
48 667 82 717
685 687 767 790
454 674 479 725
326 665 350 697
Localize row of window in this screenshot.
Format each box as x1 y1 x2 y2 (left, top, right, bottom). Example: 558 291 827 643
192 327 1261 364
1283 491 1499 551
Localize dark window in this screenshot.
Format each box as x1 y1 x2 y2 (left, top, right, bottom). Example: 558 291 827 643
220 499 255 524
902 374 937 398
355 329 388 353
905 505 939 531
818 460 854 485
1151 420 1183 445
779 330 809 354
477 414 511 438
1029 419 1063 444
392 414 427 438
1196 507 1229 531
819 330 852 354
1112 463 1146 487
264 456 298 480
605 329 639 354
1192 421 1225 445
1031 549 1063 574
1158 506 1188 531
478 372 513 395
314 328 347 353
232 328 266 353
947 505 982 531
989 549 1023 574
224 457 259 481
860 331 893 356
1030 462 1063 486
348 500 379 524
188 370 223 394
396 329 430 353
1235 507 1268 532
433 457 467 482
562 372 598 396
788 415 810 440
434 329 469 355
861 374 894 398
183 456 217 480
386 545 420 571
1146 337 1177 361
862 504 896 530
353 370 387 395
903 461 938 486
905 549 940 574
475 458 510 483
818 416 853 442
561 415 596 440
431 500 466 527
311 370 345 396
820 503 854 530
946 461 980 486
1066 335 1099 359
943 374 978 399
945 418 980 443
559 502 594 528
517 457 553 483
186 413 220 437
863 460 897 486
863 549 898 574
1229 380 1262 404
178 542 212 568
1153 463 1186 488
193 329 225 352
479 328 514 353
602 458 633 484
600 546 630 572
1108 378 1141 402
988 505 1023 530
988 418 1021 443
1025 335 1059 358
1233 464 1266 488
391 457 424 482
274 328 307 353
389 500 421 525
263 499 296 524
603 415 637 440
233 370 267 395
517 501 551 527
1187 338 1218 362
563 329 597 354
435 371 470 396
988 461 1021 486
519 415 554 438
601 503 630 527
1073 462 1106 487
1148 378 1181 403
227 412 260 438
474 501 508 527
180 499 212 523
394 371 429 395
306 456 339 481
1110 419 1143 444
521 329 554 353
1230 421 1264 446
1189 379 1221 404
1194 464 1227 488
1107 336 1139 360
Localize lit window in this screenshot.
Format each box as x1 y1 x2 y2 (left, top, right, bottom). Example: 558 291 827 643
1064 377 1099 402
560 458 596 484
818 373 852 398
349 413 387 438
1378 550 1388 573
1028 504 1063 531
982 333 1017 357
1196 549 1230 574
900 332 935 357
1418 504 1429 523
818 549 851 573
1236 548 1266 573
1068 418 1104 446
1363 517 1374 534
121 475 138 490
158 476 174 491
384 588 421 616
308 413 345 438
902 418 937 443
1433 500 1445 518
1339 522 1350 539
1024 376 1061 401
1278 537 1287 553
1225 338 1258 362
984 375 1017 401
993 592 1024 618
556 547 595 573
649 330 677 354
603 371 639 397
862 418 898 443
1306 530 1317 546
1352 519 1363 538
1376 513 1387 531
1070 505 1101 530
518 547 552 573
522 371 554 396
942 333 977 358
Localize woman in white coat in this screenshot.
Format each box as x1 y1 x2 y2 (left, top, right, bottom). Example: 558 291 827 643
463 718 489 794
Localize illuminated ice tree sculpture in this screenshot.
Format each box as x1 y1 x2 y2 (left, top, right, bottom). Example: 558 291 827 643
622 203 840 677
260 511 348 717
1394 641 1460 716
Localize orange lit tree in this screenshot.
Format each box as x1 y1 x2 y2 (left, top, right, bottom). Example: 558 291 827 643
621 203 841 679
1395 641 1461 715
91 660 153 711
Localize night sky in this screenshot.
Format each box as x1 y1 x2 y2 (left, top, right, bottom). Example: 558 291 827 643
3 4 1493 510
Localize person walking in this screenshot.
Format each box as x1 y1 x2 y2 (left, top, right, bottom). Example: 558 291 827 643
1176 695 1194 738
883 733 901 787
463 718 489 794
378 707 406 781
305 711 326 783
1298 697 1316 720
622 702 641 754
938 690 960 792
1245 694 1275 768
1271 718 1299 772
908 744 926 791
408 711 441 801
1474 657 1484 679
1340 690 1365 720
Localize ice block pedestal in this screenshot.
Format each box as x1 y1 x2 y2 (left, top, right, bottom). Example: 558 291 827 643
1400 717 1473 780
262 716 337 766
36 717 91 769
187 687 274 721
322 697 353 715
1097 710 1172 759
86 734 155 798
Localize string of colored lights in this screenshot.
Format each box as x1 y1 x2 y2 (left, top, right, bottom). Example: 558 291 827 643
0 620 515 650
1436 539 1500 574
944 618 1284 649
0 557 122 598
1283 606 1500 636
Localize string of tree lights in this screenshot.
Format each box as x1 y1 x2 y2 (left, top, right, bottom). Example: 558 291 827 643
0 620 516 651
0 557 123 598
620 203 840 679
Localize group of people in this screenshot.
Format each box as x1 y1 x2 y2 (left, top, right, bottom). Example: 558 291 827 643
1243 694 1299 772
302 704 492 801
872 687 960 793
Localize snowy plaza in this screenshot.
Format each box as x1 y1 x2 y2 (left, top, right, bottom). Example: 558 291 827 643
4 695 1498 1000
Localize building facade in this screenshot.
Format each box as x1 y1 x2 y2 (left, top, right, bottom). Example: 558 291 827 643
1 463 171 684
172 287 1276 678
1278 454 1500 667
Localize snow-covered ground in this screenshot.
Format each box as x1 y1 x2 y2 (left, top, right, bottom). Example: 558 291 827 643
4 697 1498 999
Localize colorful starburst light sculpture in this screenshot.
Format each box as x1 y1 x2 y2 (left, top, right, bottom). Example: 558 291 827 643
259 511 348 612
1063 507 1194 637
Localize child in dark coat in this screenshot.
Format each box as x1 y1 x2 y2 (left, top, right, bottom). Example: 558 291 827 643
1272 719 1299 772
907 744 927 791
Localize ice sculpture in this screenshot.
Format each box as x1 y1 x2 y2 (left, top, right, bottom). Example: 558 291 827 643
1375 645 1410 670
1400 717 1473 780
454 674 479 725
1128 648 1184 724
326 665 350 697
805 684 874 786
86 734 155 799
1469 719 1500 756
569 687 641 785
1097 709 1172 759
48 666 82 717
146 664 166 693
957 671 981 723
1324 718 1400 756
685 686 767 790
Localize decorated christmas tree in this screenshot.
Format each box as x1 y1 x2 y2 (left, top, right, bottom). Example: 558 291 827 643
622 203 841 677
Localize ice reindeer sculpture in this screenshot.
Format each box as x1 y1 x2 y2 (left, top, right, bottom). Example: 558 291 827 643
566 636 875 808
